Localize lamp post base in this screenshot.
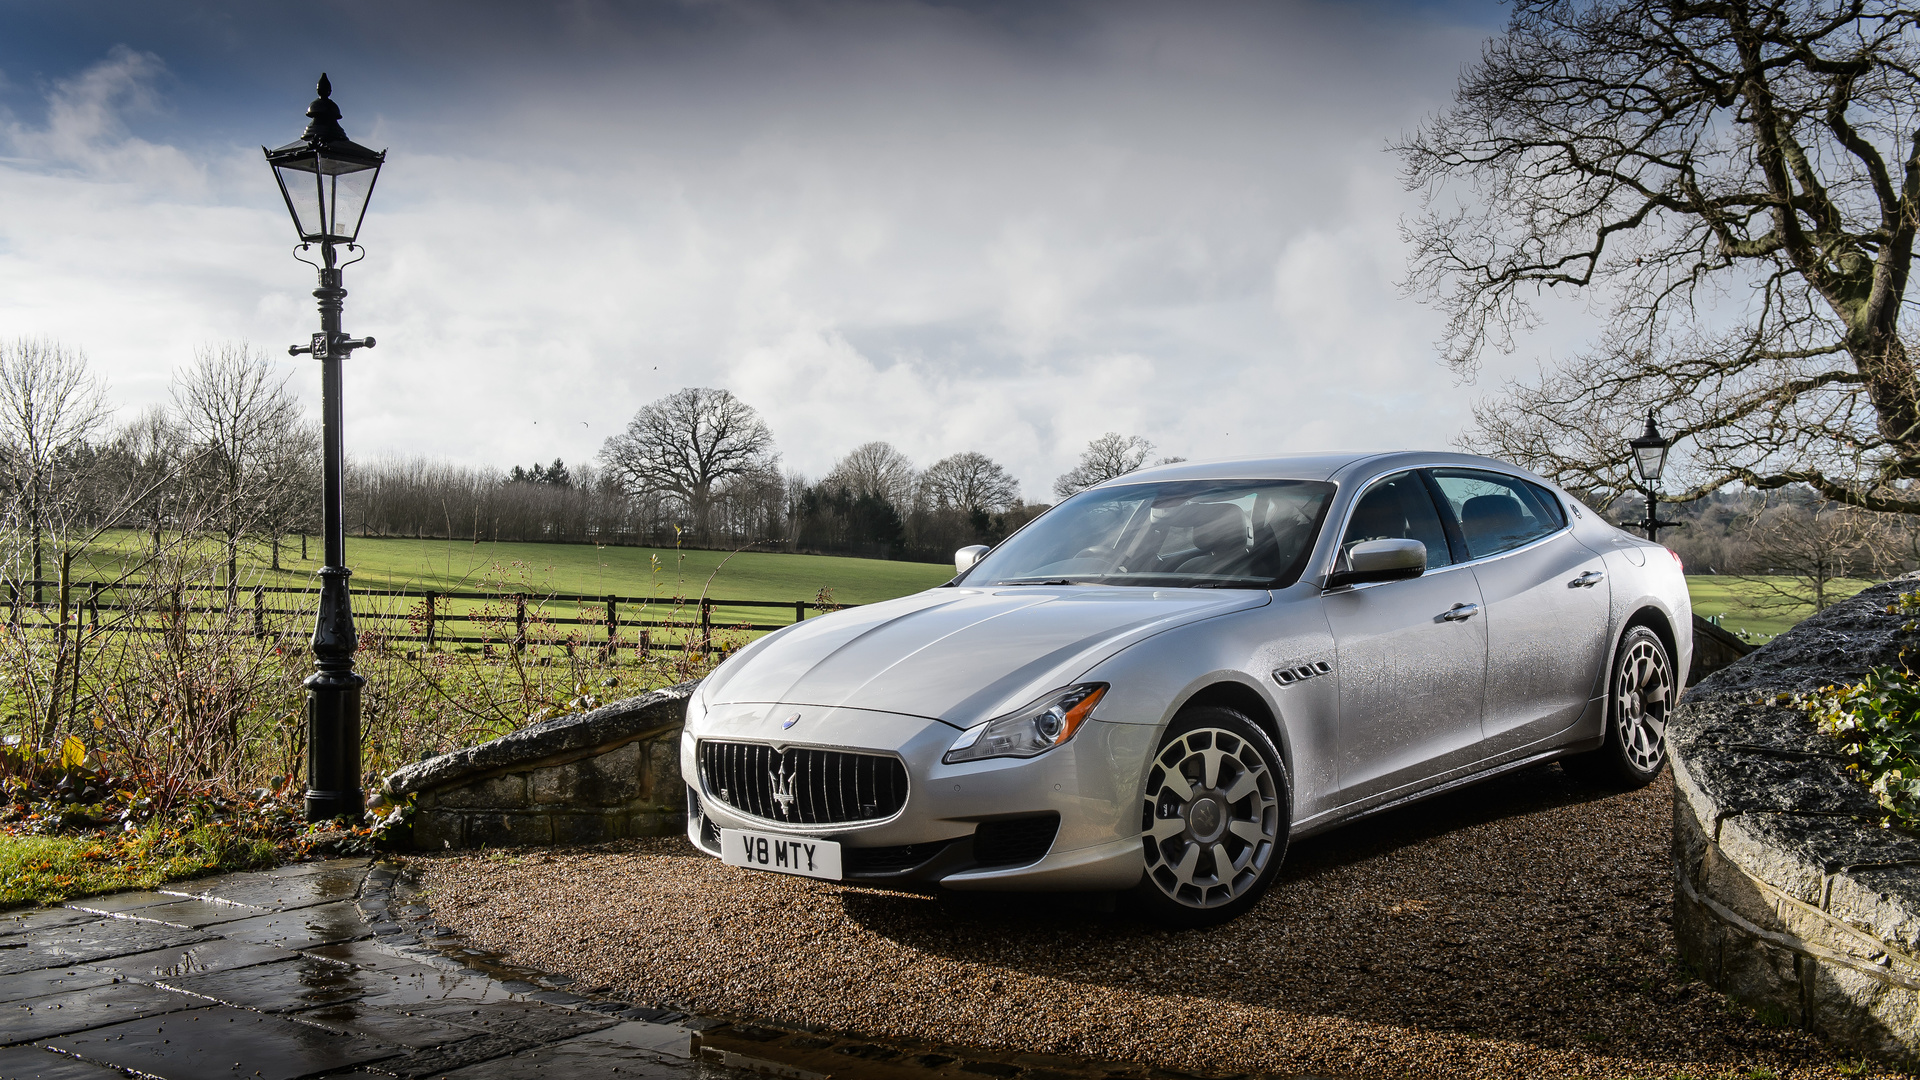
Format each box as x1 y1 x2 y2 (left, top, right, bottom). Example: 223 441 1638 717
303 668 365 822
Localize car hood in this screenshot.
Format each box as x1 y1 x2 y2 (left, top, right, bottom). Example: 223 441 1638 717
700 585 1270 727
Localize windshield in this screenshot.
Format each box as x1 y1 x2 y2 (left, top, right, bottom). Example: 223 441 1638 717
960 479 1335 589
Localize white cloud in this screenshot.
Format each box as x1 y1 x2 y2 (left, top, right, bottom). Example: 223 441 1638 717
0 2 1548 503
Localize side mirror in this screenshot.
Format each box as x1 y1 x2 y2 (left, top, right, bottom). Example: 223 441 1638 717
954 545 990 574
1325 538 1426 589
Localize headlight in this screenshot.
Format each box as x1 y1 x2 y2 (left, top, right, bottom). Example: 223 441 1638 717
943 684 1107 764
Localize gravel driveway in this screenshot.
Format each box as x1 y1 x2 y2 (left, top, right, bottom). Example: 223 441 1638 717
419 766 1894 1079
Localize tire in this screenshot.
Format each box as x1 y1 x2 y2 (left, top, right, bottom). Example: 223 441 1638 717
1562 624 1675 788
1129 705 1290 928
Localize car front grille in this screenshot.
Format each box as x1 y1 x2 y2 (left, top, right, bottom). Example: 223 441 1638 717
697 741 909 825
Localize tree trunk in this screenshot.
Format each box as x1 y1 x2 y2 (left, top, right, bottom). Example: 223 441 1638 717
29 487 41 605
301 533 308 560
271 532 281 572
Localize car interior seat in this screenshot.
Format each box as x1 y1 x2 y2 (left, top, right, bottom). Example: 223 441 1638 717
1459 493 1528 553
1168 503 1251 575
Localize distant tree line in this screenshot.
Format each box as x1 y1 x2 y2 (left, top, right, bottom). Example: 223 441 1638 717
1 344 1177 576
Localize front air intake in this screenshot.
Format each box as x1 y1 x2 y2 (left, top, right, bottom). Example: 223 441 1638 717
698 741 909 826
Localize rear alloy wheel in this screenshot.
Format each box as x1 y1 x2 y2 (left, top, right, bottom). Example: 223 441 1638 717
1564 624 1674 788
1131 705 1289 928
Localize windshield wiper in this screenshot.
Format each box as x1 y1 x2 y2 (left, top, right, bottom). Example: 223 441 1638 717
995 577 1078 586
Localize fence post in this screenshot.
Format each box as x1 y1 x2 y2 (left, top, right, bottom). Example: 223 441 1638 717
424 592 437 650
700 598 712 656
87 586 100 631
639 629 651 660
514 595 527 654
795 600 806 624
253 586 265 639
605 595 617 659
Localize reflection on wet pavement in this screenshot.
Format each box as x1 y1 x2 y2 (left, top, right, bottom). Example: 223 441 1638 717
1 857 1288 1080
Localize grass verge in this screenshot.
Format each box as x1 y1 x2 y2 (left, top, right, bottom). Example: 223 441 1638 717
0 821 281 909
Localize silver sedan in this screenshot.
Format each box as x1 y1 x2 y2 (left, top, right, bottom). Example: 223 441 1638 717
682 452 1691 925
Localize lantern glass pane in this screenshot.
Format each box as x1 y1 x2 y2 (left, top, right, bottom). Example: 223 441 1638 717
1633 443 1667 482
325 165 378 243
273 157 325 240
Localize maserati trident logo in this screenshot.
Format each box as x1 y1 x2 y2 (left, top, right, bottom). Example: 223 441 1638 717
768 753 798 817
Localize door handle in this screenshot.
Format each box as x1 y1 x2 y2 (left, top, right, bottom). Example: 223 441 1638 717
1440 602 1480 622
1568 570 1606 589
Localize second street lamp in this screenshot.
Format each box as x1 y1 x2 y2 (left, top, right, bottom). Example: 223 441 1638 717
1629 410 1684 544
264 74 385 823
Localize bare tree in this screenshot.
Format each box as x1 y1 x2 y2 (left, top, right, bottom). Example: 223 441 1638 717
1398 1 1920 513
599 388 779 543
257 421 321 572
171 344 304 591
920 451 1021 514
826 441 917 508
0 338 111 601
110 405 186 556
1053 433 1154 499
1738 498 1891 612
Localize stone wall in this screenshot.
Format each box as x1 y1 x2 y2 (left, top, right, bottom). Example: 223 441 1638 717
1670 578 1920 1067
383 681 698 850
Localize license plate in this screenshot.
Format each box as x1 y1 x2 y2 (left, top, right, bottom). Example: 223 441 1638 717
720 829 843 880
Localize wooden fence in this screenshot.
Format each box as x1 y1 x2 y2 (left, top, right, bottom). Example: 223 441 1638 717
1 578 855 657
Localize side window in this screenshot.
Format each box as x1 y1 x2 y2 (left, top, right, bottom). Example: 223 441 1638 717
1429 469 1563 560
1340 471 1452 571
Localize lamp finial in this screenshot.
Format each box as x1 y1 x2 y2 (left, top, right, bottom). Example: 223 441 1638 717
302 73 348 145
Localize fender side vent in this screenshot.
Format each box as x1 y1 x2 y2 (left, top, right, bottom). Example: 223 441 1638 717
973 813 1061 868
1272 660 1333 685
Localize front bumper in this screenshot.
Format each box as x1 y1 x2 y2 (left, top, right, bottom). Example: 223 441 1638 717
682 701 1153 891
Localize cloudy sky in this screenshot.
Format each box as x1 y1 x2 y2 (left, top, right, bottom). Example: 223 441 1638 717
0 0 1577 502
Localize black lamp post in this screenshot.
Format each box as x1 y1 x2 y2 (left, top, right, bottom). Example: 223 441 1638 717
1629 410 1683 543
264 74 385 823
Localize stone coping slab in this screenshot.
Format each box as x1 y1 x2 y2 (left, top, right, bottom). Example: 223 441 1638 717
1670 574 1920 1067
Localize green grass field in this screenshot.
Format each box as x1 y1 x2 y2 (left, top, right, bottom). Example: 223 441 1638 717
1685 575 1872 642
71 532 956 603
49 533 957 646
40 532 1864 646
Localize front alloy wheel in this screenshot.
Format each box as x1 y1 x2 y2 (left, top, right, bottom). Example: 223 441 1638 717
1132 705 1288 927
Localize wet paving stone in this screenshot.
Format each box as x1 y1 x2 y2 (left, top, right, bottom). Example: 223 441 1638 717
2 981 200 1044
0 911 98 939
159 955 370 1013
168 862 364 912
42 1004 402 1079
376 1032 538 1078
61 892 176 915
300 951 516 1008
410 998 617 1044
82 938 295 982
0 966 120 1005
438 1022 699 1078
0 1043 141 1079
110 898 272 929
213 902 369 951
291 1000 495 1048
0 921 212 976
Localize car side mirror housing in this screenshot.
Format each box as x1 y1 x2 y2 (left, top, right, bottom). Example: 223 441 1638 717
1325 538 1426 589
954 545 990 574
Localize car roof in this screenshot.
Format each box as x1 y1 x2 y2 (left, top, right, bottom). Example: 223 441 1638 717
1103 450 1551 488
